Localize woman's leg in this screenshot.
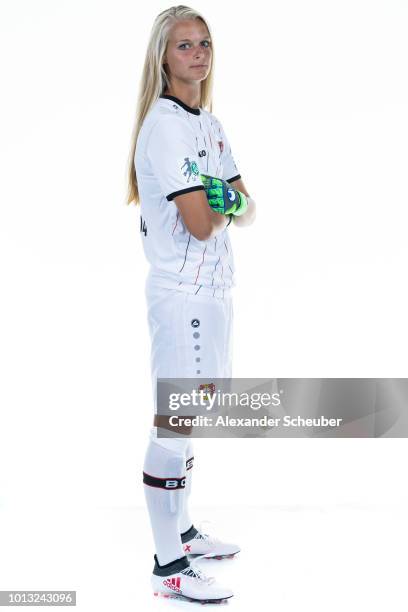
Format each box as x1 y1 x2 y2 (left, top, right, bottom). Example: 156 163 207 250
179 438 194 535
144 281 236 564
143 283 187 565
143 429 189 565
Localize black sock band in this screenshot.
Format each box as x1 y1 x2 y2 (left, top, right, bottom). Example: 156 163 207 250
180 524 198 543
143 471 186 490
153 554 190 576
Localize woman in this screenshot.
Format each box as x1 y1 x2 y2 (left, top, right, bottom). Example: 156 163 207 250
127 5 256 603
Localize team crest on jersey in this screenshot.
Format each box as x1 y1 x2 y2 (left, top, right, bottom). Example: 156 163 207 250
218 140 224 153
181 157 199 183
198 382 216 401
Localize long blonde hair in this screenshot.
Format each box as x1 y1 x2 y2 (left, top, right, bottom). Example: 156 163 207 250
126 5 214 206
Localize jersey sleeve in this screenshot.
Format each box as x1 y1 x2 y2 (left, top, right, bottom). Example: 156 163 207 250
211 115 241 184
146 115 205 201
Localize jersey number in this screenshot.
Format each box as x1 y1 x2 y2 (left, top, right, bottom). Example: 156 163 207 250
140 215 147 236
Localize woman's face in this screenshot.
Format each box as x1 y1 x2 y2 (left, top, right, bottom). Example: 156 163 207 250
163 19 212 85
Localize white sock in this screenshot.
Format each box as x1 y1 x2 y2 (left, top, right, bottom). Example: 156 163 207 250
143 429 189 566
179 438 194 535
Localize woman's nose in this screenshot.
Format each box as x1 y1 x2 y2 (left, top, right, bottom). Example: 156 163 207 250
193 46 205 59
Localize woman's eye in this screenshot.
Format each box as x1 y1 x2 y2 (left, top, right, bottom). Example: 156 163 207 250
178 41 211 50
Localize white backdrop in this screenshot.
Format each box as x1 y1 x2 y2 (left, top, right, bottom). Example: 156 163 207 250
1 0 408 599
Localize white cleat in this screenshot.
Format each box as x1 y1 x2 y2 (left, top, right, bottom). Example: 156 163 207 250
181 524 241 560
151 554 233 603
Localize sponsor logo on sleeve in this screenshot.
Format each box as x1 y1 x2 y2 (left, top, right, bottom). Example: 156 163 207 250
181 157 199 183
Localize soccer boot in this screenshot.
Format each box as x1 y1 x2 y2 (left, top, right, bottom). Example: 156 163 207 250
181 523 240 560
151 554 233 603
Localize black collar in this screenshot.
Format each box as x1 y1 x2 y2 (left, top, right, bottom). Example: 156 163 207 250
160 94 201 115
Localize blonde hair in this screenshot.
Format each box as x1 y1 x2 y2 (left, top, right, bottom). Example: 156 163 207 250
126 5 214 206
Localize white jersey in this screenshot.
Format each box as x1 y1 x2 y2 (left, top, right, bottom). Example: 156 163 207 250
135 95 241 297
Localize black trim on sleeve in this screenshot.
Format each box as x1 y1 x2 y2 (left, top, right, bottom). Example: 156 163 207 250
226 215 233 227
167 185 205 202
160 94 201 115
226 174 241 184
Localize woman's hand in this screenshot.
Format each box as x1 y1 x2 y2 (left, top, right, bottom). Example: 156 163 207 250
228 178 256 227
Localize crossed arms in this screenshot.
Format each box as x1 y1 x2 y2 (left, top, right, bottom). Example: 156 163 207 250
173 176 256 241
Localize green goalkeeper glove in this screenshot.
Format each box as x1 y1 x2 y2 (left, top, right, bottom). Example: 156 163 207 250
200 174 248 216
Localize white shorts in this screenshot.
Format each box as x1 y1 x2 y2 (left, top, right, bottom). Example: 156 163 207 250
145 275 233 414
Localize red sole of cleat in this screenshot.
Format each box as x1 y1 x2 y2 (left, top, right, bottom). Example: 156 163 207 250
153 591 231 605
